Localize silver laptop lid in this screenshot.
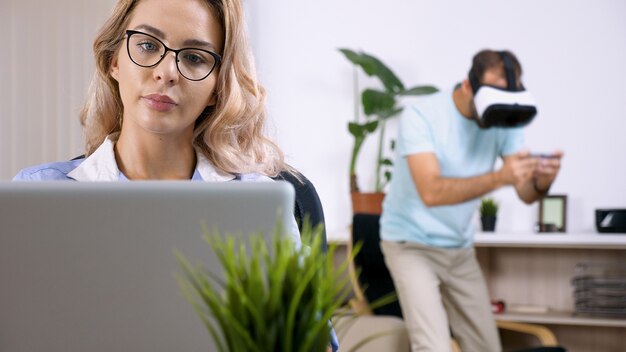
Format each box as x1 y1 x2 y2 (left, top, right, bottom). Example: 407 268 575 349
0 181 295 352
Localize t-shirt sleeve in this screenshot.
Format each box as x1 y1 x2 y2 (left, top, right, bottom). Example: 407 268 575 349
499 127 524 157
397 105 435 157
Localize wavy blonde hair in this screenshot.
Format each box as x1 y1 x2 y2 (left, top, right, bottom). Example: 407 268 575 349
80 0 286 176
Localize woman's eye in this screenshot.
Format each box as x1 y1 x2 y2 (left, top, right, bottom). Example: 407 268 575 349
183 52 207 65
137 41 158 52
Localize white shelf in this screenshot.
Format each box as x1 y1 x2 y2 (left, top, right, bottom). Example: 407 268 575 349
327 228 351 245
496 311 626 328
328 228 626 249
475 232 626 249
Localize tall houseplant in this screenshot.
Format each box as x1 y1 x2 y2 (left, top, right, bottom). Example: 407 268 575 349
339 49 438 213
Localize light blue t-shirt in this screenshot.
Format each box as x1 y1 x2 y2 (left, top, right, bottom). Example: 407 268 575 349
380 88 524 248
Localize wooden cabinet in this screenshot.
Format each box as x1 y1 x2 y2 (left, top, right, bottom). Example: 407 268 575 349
329 230 626 351
475 232 626 352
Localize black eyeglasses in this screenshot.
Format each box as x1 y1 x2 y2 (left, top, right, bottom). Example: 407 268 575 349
123 30 221 81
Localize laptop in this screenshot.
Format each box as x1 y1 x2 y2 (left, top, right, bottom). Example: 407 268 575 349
0 181 295 352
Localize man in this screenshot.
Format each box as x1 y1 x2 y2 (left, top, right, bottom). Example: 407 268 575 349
380 49 562 352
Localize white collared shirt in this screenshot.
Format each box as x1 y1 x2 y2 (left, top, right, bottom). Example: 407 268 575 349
66 134 237 182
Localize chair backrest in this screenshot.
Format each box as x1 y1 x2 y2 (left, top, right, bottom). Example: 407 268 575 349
273 170 328 250
352 213 402 317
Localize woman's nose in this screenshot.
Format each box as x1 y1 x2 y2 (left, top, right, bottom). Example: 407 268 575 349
153 51 180 83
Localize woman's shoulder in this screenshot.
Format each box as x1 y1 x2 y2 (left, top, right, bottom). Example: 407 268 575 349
12 158 85 181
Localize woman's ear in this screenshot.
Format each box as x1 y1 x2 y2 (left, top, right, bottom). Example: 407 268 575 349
110 55 120 82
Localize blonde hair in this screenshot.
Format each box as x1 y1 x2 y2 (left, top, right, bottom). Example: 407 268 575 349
80 0 286 176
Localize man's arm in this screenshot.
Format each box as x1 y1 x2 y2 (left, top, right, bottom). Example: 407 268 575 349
407 151 538 207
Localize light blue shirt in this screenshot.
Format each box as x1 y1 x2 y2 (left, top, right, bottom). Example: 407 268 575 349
380 88 524 248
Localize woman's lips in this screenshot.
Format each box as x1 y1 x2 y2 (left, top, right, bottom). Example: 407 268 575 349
142 94 177 112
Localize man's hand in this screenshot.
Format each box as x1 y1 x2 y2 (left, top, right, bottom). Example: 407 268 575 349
532 150 563 192
498 150 538 188
503 150 563 203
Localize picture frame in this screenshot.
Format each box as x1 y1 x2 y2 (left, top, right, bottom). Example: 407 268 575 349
538 195 567 233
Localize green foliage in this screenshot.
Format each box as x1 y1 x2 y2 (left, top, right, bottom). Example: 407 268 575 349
480 197 499 217
175 221 355 352
339 48 439 193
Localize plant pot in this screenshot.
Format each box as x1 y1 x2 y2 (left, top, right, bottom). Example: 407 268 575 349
351 192 385 215
481 216 497 232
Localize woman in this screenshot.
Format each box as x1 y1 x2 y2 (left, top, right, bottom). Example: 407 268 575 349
14 0 338 349
15 0 282 183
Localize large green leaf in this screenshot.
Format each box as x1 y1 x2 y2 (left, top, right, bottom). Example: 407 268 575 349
348 120 378 138
347 122 364 138
338 48 372 70
339 48 404 93
362 89 396 116
400 85 439 96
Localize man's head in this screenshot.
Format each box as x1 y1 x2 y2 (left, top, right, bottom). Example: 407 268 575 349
469 49 522 92
456 49 536 128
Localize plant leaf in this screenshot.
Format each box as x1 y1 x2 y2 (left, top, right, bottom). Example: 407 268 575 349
347 122 365 138
380 158 393 166
400 85 439 96
363 120 378 133
362 89 396 117
338 48 404 93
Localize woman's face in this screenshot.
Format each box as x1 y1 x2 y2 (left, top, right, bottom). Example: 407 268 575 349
110 0 223 139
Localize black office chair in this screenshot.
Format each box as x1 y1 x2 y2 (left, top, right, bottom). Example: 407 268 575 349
351 213 402 317
273 170 327 250
350 213 566 352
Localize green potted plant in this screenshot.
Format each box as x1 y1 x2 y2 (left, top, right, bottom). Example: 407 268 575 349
175 222 357 352
339 48 438 214
480 197 499 232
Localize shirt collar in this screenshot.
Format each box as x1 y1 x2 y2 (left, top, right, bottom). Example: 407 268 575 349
67 134 235 182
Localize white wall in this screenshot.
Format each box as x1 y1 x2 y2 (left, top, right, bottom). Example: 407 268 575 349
0 0 116 180
249 0 626 235
3 0 625 236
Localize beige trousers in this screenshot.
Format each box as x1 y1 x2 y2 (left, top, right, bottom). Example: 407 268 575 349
381 240 501 352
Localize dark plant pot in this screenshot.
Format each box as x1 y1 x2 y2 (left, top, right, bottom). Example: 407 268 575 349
481 216 497 232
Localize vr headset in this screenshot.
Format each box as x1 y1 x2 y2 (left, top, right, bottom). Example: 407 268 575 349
469 51 537 128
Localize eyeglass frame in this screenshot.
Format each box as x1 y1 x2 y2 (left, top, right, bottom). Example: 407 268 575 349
123 29 222 82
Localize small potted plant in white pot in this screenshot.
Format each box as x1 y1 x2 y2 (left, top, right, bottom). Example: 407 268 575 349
480 197 498 232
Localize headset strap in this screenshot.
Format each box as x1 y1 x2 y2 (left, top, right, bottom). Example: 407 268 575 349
468 69 480 95
499 51 517 91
